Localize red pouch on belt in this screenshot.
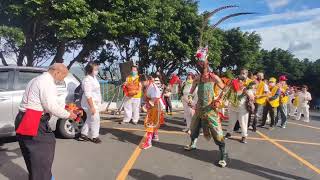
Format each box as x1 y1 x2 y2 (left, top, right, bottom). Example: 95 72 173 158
16 108 43 136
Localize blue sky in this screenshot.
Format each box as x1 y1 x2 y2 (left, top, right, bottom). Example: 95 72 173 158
198 0 320 60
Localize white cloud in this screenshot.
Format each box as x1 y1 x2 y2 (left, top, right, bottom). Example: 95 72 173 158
288 41 312 52
251 18 320 61
227 8 320 28
266 0 291 11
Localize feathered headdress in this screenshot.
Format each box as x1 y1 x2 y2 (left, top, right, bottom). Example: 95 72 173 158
196 5 255 59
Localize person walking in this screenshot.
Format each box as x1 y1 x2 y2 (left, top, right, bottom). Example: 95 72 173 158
15 63 77 180
259 77 281 129
276 75 289 128
121 65 142 125
251 72 269 132
141 74 165 149
181 73 198 133
296 85 312 122
226 71 255 143
163 84 173 115
79 62 103 143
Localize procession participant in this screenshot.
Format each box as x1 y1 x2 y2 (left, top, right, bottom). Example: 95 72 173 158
15 63 77 180
184 47 228 168
141 74 165 149
225 73 255 144
121 65 142 125
232 69 253 132
291 87 300 117
259 77 281 129
296 85 312 122
181 73 198 133
163 83 173 115
275 75 289 128
79 62 103 143
287 86 295 118
250 72 269 132
289 86 299 117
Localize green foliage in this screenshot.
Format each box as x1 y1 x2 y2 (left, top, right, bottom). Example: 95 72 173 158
219 28 261 73
0 0 319 101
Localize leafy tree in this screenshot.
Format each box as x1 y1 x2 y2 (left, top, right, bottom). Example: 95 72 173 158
218 28 261 73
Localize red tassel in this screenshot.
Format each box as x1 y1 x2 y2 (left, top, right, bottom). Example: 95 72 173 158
232 79 240 92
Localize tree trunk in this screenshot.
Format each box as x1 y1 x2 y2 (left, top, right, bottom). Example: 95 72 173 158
50 42 66 65
0 52 8 66
17 45 26 66
67 42 100 69
138 37 149 73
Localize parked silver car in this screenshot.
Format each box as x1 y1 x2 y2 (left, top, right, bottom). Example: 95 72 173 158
0 66 85 138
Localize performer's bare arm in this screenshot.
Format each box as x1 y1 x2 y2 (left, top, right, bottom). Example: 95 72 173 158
189 76 199 94
212 74 225 90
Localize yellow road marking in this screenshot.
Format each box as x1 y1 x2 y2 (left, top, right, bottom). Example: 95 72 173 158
107 126 320 146
274 139 320 146
116 133 146 180
100 120 113 123
257 131 320 175
287 121 320 130
231 136 320 146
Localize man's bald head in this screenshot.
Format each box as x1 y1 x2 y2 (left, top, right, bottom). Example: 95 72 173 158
257 72 264 80
48 63 69 81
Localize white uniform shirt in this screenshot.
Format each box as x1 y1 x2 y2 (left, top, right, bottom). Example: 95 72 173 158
146 82 165 109
19 72 70 119
146 83 161 99
154 77 163 94
81 75 102 109
298 91 312 107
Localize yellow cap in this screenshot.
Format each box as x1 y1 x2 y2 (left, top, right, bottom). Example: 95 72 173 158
269 77 277 83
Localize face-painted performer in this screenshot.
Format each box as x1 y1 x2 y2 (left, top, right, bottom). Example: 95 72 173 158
184 47 228 168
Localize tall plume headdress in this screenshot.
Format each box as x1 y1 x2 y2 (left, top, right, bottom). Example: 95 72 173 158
196 5 256 61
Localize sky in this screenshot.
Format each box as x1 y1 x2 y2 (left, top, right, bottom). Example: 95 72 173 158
198 0 320 61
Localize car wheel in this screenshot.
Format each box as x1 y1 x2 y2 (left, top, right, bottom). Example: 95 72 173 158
57 117 85 139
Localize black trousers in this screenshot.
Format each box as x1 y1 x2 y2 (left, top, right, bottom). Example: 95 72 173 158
15 111 55 180
249 103 262 131
164 96 172 113
261 103 277 127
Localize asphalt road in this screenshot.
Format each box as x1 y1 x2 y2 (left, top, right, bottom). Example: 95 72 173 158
0 111 320 180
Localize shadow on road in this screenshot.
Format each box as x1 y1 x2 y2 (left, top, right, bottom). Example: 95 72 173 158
129 169 192 180
0 138 27 180
101 127 309 180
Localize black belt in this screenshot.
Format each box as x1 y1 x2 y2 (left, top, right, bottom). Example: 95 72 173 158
18 111 51 122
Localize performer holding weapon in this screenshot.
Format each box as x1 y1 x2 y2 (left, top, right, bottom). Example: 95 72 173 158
184 5 255 167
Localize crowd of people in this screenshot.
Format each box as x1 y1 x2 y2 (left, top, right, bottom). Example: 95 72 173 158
119 47 313 168
13 49 313 178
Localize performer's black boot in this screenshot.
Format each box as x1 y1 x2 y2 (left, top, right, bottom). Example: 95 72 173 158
218 145 228 168
184 138 197 151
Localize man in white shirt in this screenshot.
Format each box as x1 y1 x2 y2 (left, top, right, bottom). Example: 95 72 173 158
15 63 77 180
296 85 312 122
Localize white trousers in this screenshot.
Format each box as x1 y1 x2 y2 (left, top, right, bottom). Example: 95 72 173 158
182 100 194 129
289 105 298 117
228 109 249 137
81 109 101 138
123 97 141 123
296 105 310 122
